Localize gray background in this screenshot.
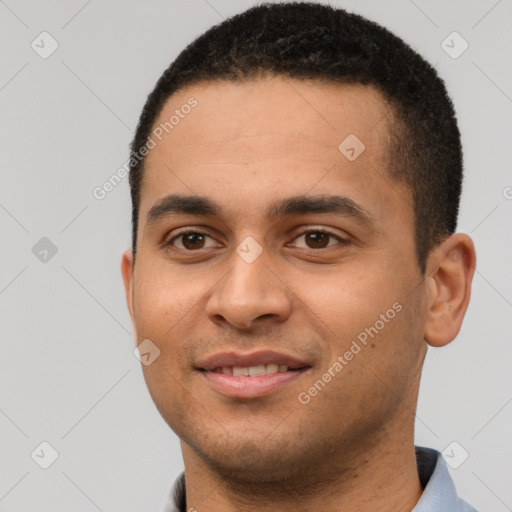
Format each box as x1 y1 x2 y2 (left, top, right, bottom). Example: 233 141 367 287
1 0 511 510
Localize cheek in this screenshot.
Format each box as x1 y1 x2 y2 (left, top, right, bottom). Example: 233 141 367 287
132 263 201 427
307 262 424 400
349 291 425 397
132 258 217 379
308 266 403 346
132 258 202 336
302 298 423 435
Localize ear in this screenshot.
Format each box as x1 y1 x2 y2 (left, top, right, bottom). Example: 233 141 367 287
121 249 137 334
423 233 476 347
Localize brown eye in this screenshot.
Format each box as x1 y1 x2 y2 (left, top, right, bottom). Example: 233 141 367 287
168 231 216 250
291 230 348 250
304 232 330 248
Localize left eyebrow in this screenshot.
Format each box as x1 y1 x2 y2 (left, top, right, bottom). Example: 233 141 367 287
266 194 375 228
146 193 376 229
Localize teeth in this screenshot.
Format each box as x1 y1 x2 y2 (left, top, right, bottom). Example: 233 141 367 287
215 364 290 376
266 363 279 375
248 364 266 377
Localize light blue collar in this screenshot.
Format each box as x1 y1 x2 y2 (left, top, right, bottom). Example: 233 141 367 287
412 446 477 511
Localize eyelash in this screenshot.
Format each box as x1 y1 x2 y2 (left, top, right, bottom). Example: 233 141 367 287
165 228 349 251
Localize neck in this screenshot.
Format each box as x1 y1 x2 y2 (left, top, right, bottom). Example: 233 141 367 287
180 413 423 512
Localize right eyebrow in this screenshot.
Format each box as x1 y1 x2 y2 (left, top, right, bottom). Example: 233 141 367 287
146 193 376 230
147 194 221 225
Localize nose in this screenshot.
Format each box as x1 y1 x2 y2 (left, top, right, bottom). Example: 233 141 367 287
205 241 292 331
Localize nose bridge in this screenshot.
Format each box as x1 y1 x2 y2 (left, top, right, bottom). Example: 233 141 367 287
206 237 292 329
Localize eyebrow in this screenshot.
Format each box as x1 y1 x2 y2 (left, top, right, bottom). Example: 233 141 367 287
146 193 375 228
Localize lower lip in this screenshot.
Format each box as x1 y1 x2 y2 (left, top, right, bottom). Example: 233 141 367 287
201 370 305 399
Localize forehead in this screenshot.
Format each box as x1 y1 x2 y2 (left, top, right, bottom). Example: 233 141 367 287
148 77 391 166
139 77 411 233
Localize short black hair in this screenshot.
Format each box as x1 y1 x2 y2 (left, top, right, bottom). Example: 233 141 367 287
129 1 463 274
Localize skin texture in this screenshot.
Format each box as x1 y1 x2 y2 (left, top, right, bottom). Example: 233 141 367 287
122 76 476 512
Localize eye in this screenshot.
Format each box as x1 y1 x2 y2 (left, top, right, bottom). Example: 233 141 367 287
166 230 219 250
289 229 348 249
165 228 349 252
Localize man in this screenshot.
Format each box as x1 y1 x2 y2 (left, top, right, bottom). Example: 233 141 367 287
121 2 477 511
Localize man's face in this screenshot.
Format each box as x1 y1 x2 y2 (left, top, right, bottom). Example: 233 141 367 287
123 77 429 481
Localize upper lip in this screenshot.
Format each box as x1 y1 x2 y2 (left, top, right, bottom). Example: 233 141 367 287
196 350 311 371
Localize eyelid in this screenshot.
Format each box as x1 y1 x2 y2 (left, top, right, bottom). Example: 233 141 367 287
286 227 349 248
165 226 350 251
165 228 220 249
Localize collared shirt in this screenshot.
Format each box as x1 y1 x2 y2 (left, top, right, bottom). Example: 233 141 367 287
160 446 478 512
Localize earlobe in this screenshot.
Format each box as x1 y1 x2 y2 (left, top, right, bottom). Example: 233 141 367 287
423 234 476 347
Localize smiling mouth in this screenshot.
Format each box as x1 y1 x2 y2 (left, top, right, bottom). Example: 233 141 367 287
199 364 311 399
195 349 312 398
207 364 305 376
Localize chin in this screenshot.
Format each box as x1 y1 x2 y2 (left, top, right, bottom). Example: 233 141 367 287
206 446 302 483
188 429 325 485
